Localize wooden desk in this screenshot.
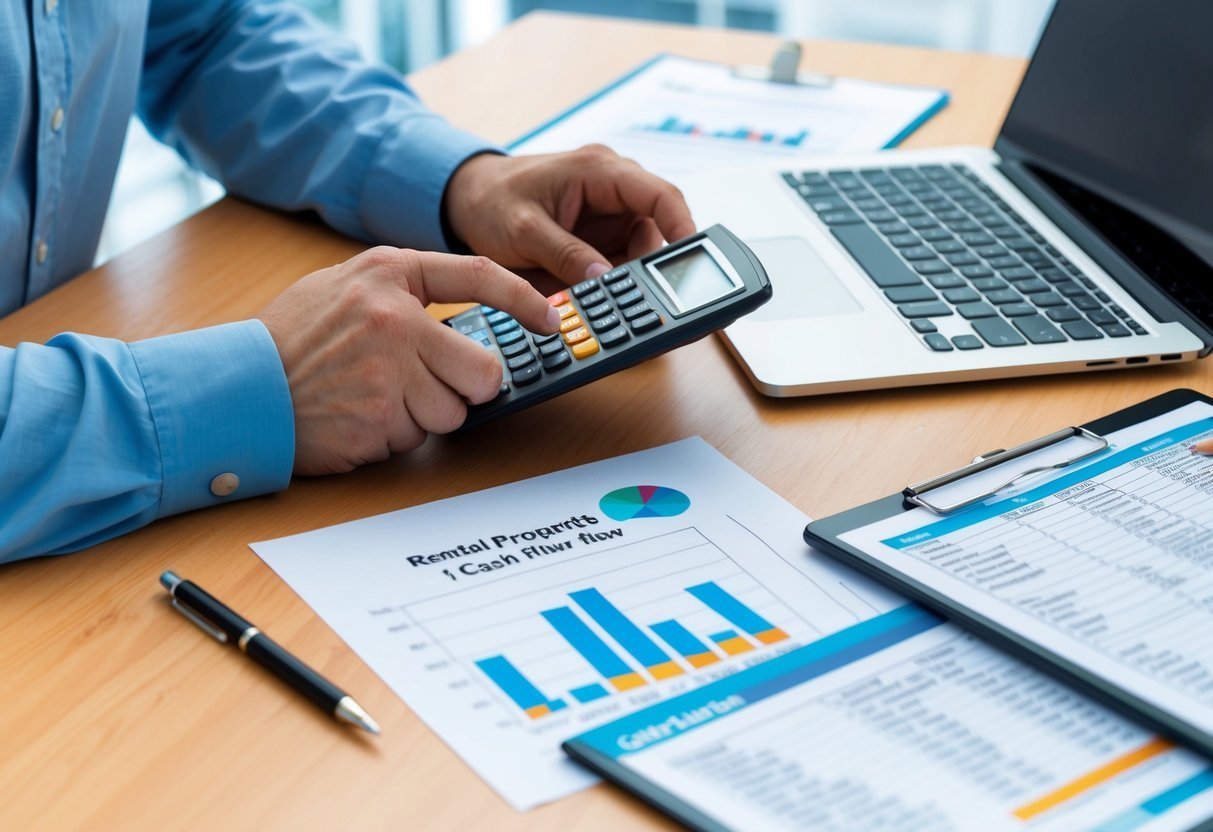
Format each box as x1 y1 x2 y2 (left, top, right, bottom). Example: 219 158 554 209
2 12 1205 830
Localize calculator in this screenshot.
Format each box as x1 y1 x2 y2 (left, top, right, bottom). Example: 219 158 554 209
446 224 771 428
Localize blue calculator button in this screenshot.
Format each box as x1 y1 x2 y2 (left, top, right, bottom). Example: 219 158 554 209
491 319 520 336
485 310 511 325
496 329 525 347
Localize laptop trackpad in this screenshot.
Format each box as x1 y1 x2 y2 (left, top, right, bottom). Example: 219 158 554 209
744 236 863 321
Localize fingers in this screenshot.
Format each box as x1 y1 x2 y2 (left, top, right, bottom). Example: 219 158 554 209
396 249 561 334
578 146 696 245
417 320 504 405
514 207 613 283
626 218 664 261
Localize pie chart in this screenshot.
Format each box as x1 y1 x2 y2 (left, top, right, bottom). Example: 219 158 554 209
599 485 691 521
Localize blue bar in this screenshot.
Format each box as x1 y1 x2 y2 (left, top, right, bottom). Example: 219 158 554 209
549 699 568 712
732 127 749 139
1142 769 1213 814
570 683 610 703
783 129 808 147
542 606 635 679
572 604 945 758
687 582 775 636
569 588 671 668
710 629 740 643
760 132 774 143
475 655 547 710
658 116 678 131
651 620 711 657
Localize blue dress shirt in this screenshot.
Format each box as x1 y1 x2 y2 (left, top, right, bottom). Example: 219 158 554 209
0 1 496 562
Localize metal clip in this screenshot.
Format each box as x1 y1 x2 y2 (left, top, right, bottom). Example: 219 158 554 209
171 599 228 643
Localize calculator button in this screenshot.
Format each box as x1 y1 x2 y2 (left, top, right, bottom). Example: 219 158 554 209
542 349 571 371
608 277 637 296
506 351 536 370
451 316 485 335
620 301 652 321
555 302 578 320
580 289 607 307
583 301 612 320
496 382 509 398
491 319 519 336
500 339 531 358
532 331 560 346
547 291 569 306
602 265 631 284
485 310 511 325
495 329 525 347
511 363 542 386
590 313 620 332
572 337 600 359
629 312 662 333
538 338 567 357
614 288 644 308
599 326 630 348
559 315 584 333
563 326 590 344
571 278 599 298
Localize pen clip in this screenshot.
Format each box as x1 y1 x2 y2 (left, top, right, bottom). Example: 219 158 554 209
171 599 229 643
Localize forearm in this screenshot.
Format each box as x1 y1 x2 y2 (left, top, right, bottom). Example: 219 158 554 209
0 321 294 563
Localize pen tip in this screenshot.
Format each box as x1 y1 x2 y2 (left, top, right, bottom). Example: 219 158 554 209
335 696 381 735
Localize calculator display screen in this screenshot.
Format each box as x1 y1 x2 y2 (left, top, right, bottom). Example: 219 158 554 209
651 246 738 312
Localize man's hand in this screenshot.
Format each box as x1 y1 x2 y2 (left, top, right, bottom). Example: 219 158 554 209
443 145 697 284
257 247 560 475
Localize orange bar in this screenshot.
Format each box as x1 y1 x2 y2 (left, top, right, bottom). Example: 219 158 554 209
547 291 568 306
754 628 790 645
647 661 685 680
1012 737 1173 821
715 636 755 656
686 652 721 669
609 672 647 692
524 704 551 719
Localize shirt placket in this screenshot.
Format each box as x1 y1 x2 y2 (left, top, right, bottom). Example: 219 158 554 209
27 0 68 301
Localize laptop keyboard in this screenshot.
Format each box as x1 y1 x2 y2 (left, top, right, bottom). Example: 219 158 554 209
783 163 1147 351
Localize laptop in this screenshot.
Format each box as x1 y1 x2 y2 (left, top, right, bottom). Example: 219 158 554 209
672 0 1213 396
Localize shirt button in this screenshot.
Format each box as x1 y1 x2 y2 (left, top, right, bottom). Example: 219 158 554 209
45 0 57 14
35 240 48 264
210 473 240 497
51 107 64 132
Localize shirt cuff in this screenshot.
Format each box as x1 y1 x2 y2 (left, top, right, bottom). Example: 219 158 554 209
358 115 501 253
127 320 295 518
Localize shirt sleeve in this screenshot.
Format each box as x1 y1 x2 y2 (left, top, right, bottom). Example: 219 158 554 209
0 320 294 563
138 0 499 253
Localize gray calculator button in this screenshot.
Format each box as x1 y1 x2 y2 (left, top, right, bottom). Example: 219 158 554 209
571 278 599 298
491 319 520 336
580 289 607 307
602 265 631 284
538 339 566 357
590 313 621 332
500 339 531 358
621 301 652 320
511 363 542 386
608 276 637 295
629 311 662 333
583 301 612 319
532 331 560 345
506 351 536 370
599 326 630 348
495 329 525 347
615 288 644 308
542 349 571 371
485 310 510 325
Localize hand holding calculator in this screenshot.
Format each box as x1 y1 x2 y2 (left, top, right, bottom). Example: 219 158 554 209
446 224 771 427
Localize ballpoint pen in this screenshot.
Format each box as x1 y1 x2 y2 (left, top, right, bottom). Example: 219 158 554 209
159 571 380 735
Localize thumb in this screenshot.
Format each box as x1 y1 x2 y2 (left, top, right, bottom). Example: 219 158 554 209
520 212 612 284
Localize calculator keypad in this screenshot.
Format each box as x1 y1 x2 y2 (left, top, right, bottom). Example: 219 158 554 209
448 262 665 397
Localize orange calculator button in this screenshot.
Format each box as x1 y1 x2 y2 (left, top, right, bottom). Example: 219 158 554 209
559 315 583 333
572 338 600 359
555 302 578 319
562 326 589 344
547 291 569 306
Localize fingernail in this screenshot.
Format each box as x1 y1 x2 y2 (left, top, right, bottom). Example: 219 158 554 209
585 262 610 280
546 306 561 330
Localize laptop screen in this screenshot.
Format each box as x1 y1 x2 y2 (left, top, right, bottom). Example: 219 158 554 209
997 0 1213 269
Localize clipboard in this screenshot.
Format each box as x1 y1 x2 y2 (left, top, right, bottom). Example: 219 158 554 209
804 388 1213 759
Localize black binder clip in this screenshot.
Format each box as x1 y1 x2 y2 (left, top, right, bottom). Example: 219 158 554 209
731 41 834 88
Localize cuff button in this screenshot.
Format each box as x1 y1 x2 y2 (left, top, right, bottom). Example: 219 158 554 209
210 473 240 497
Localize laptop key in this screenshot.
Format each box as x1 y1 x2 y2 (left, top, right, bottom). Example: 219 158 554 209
820 210 863 225
945 252 979 267
943 287 980 304
923 333 954 351
887 234 920 248
1031 292 1067 307
933 240 965 254
910 319 937 333
901 246 938 261
1013 315 1067 344
985 289 1023 305
876 221 911 236
1001 303 1037 317
927 273 966 289
952 335 984 350
1046 306 1082 322
810 198 850 213
1072 294 1100 310
899 302 953 318
1015 279 1050 294
914 260 951 275
1088 309 1117 326
830 223 927 288
885 285 937 303
972 317 1027 347
961 265 994 280
1062 320 1103 340
971 277 1006 292
957 302 998 319
1102 323 1131 337
1000 267 1036 281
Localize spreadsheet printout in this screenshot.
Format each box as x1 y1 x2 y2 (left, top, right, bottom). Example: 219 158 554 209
841 400 1213 739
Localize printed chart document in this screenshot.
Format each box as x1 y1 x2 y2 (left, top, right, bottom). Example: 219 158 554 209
838 399 1213 749
510 54 947 178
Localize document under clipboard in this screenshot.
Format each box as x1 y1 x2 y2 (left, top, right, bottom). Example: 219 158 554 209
806 389 1213 759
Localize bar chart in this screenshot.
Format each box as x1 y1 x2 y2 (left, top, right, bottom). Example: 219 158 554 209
635 114 810 148
402 528 812 727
